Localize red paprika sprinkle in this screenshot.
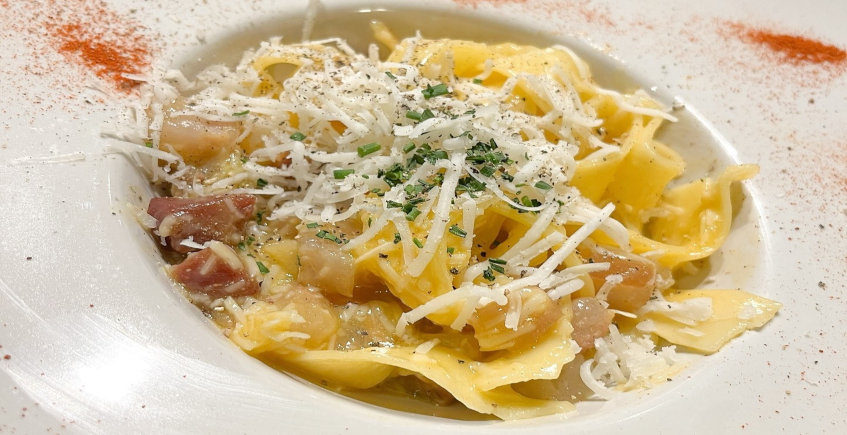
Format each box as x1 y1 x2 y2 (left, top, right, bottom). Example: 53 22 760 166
727 22 846 67
51 21 150 92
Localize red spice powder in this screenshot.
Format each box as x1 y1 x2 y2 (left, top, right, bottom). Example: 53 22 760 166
51 21 151 92
727 22 846 67
0 0 153 94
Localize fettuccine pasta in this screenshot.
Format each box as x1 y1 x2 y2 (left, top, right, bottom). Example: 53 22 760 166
122 26 780 420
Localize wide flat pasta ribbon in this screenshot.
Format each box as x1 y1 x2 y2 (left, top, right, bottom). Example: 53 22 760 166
642 289 780 353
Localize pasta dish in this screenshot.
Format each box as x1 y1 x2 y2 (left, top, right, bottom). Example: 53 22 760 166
120 25 780 419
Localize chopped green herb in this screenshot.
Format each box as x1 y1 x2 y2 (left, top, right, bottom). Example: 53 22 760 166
386 200 403 208
362 174 369 179
357 142 381 157
333 168 355 179
256 178 268 188
455 176 486 194
489 258 507 265
482 268 495 281
446 247 455 255
144 140 153 148
479 165 496 177
316 230 342 244
385 71 397 80
367 217 372 227
256 211 264 224
420 108 435 121
237 241 246 251
405 207 421 221
501 172 514 182
233 110 250 116
306 222 318 228
393 232 401 244
290 132 306 141
472 78 483 84
413 238 424 248
256 261 269 274
422 83 450 99
379 163 410 187
403 142 416 153
534 181 552 190
449 224 467 238
404 184 423 197
489 263 505 274
406 110 422 121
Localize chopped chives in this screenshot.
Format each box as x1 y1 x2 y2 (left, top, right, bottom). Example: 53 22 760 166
489 258 507 265
482 268 495 281
420 108 435 121
256 261 269 274
386 200 402 208
393 232 401 244
406 110 422 121
290 132 306 141
449 224 467 238
333 169 355 179
405 207 421 221
306 222 318 228
422 83 450 99
404 184 422 196
534 180 552 190
357 142 381 157
144 140 153 148
489 263 505 274
472 78 483 84
256 178 268 188
413 238 424 248
446 247 455 254
403 142 416 153
233 110 250 116
385 71 397 79
316 230 342 244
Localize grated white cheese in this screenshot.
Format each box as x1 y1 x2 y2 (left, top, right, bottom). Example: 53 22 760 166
595 274 623 302
639 294 713 326
414 339 440 355
583 325 686 398
395 284 508 335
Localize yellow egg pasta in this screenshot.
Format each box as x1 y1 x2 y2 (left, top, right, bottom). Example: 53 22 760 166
129 26 779 420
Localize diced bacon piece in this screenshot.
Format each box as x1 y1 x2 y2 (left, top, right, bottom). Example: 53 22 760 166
296 234 355 297
147 194 256 253
470 286 561 351
170 242 259 298
270 283 339 349
587 247 656 312
160 115 240 165
570 297 614 350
